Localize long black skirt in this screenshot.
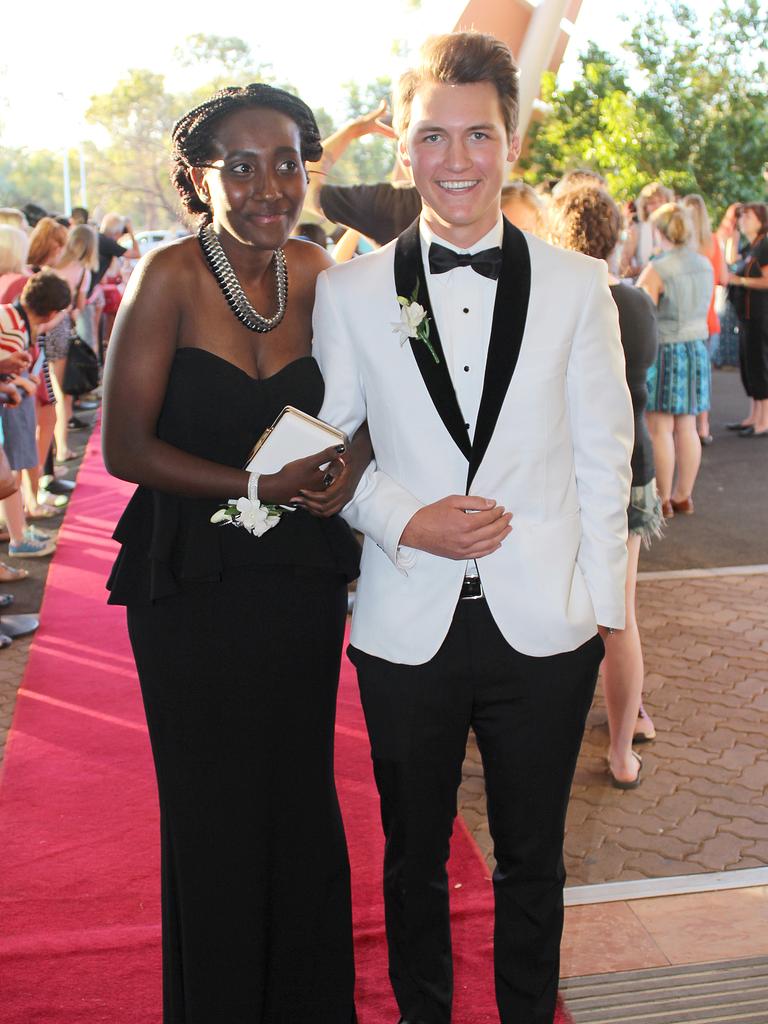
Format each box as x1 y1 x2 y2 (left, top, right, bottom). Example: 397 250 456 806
127 566 355 1024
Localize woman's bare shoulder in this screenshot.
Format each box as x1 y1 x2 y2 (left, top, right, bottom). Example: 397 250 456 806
284 237 334 286
125 235 202 296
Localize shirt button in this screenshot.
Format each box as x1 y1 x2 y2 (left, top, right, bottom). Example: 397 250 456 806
464 365 470 372
464 422 470 430
463 307 469 314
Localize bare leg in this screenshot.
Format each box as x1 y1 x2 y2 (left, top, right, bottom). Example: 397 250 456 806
50 358 74 460
603 534 644 783
696 410 711 440
2 486 27 546
671 414 702 501
754 398 768 433
646 412 675 502
741 398 757 427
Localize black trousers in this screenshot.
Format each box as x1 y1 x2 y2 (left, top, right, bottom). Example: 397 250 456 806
349 597 602 1024
740 315 768 400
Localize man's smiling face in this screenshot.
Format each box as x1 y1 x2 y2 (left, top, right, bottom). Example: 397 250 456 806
400 79 520 248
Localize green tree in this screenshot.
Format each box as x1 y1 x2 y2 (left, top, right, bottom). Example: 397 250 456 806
0 148 66 213
522 44 680 200
521 0 768 216
84 69 185 225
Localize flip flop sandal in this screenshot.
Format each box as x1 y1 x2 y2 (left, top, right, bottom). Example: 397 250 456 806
607 751 643 790
0 562 29 583
0 594 14 608
633 706 657 743
0 632 12 649
27 505 58 519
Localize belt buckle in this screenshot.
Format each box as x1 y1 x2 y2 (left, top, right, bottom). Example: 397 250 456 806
461 576 484 600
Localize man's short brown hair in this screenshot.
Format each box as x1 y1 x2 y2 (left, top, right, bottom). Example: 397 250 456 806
395 32 519 140
21 270 72 318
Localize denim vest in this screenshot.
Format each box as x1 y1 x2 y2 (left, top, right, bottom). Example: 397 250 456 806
654 247 713 343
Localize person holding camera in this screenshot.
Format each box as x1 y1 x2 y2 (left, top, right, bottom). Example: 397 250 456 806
0 271 71 558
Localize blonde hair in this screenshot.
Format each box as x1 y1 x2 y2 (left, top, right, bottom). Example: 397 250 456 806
0 208 27 231
26 216 69 269
0 225 30 274
100 212 126 236
636 182 674 222
501 181 543 233
58 225 99 272
395 31 519 139
546 186 622 262
681 194 713 254
650 202 691 246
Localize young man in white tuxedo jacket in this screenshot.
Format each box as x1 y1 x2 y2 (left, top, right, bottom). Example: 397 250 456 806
311 31 634 1024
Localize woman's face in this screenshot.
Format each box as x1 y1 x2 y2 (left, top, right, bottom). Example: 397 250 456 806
193 106 307 251
739 208 760 238
48 242 65 267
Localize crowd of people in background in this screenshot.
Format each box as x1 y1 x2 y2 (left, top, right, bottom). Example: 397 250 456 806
0 101 766 788
0 203 140 648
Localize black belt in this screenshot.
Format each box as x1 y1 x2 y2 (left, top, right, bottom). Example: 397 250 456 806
460 576 484 600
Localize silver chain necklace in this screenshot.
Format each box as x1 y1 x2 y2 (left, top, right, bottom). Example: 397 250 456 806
198 223 288 333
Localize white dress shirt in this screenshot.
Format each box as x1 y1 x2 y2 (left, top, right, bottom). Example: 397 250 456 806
418 215 503 442
419 215 503 579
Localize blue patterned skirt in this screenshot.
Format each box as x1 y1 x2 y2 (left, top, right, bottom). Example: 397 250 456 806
646 339 711 415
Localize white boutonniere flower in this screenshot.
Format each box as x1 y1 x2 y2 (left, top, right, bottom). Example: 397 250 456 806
391 283 439 364
210 496 282 537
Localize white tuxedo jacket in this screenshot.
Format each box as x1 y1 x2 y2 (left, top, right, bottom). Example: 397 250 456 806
313 219 634 664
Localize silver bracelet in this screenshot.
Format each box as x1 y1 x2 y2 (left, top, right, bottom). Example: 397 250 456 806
247 471 260 504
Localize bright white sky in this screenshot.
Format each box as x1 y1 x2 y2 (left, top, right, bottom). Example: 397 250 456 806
1 0 719 151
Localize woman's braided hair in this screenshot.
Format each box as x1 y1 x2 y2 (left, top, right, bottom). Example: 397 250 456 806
170 83 323 222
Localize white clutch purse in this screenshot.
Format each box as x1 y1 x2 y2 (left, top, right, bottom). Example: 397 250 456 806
245 406 348 474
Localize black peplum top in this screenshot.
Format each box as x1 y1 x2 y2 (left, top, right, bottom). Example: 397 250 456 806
107 349 360 605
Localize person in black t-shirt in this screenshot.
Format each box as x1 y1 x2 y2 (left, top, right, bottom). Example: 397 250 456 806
304 100 422 245
727 202 768 436
93 213 141 291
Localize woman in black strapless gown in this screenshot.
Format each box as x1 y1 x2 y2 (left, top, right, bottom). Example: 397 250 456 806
103 86 367 1023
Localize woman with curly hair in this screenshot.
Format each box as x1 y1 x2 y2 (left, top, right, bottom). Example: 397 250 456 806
103 84 372 1022
547 185 662 787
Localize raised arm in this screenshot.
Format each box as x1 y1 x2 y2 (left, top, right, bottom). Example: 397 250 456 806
305 101 396 217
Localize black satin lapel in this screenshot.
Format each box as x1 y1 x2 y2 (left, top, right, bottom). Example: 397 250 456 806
394 223 472 461
467 219 531 488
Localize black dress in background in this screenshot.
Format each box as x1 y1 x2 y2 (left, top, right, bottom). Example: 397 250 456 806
108 349 360 1024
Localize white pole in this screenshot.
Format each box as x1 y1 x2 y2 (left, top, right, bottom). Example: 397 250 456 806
515 0 572 141
79 143 87 209
62 148 72 216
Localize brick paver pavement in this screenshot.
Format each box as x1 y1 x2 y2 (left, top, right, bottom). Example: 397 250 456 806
0 637 33 764
458 570 768 884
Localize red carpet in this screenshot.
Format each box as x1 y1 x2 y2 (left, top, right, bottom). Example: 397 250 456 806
0 427 572 1024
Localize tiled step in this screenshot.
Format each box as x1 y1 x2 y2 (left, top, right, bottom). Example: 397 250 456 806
561 956 768 1023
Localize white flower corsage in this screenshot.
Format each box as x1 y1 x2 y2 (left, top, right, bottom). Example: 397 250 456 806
391 283 439 364
210 496 282 537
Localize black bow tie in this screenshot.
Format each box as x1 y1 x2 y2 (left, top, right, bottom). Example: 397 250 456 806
428 242 503 280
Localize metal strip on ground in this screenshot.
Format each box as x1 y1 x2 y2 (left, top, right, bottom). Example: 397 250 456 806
565 868 768 906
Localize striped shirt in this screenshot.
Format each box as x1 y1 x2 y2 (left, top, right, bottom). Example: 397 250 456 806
0 303 29 355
